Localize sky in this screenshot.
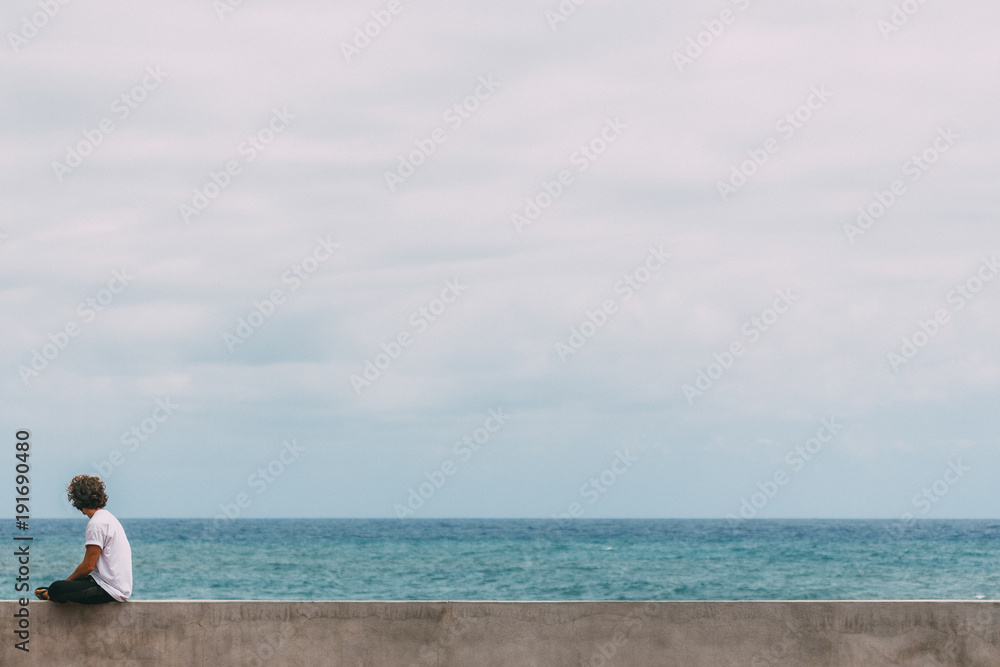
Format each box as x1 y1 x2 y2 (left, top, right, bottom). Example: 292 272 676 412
2 0 999 520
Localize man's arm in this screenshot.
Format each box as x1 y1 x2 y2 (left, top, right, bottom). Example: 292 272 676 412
66 544 102 581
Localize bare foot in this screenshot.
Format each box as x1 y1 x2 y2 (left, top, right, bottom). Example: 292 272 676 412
34 588 49 600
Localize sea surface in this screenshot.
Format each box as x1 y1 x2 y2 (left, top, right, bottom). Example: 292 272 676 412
5 519 1000 600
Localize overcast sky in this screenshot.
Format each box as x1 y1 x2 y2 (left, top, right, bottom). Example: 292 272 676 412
3 0 999 520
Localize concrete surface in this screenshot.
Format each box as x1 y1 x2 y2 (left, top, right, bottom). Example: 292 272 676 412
3 600 1000 666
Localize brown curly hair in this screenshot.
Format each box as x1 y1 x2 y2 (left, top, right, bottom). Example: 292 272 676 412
67 475 108 510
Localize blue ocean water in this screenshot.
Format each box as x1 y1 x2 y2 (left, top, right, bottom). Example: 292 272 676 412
5 519 1000 601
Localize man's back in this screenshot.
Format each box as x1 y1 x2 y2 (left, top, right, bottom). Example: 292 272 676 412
85 508 132 601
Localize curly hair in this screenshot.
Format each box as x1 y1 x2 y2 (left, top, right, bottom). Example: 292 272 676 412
67 475 108 510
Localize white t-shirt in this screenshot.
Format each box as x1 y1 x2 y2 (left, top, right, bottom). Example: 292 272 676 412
84 508 132 601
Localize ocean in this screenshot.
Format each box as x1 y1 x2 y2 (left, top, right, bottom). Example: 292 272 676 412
6 519 1000 601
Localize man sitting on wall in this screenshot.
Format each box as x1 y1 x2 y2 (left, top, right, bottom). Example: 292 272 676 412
35 475 133 604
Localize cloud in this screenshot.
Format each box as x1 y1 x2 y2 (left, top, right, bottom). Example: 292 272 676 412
3 0 998 518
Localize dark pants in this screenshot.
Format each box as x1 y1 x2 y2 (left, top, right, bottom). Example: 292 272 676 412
46 576 116 604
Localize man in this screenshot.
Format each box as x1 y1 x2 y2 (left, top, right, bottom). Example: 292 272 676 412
35 475 132 604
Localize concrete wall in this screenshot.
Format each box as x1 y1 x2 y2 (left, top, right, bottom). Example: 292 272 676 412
4 600 1000 666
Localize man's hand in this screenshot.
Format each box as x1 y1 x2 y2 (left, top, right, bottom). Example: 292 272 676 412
66 544 102 581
